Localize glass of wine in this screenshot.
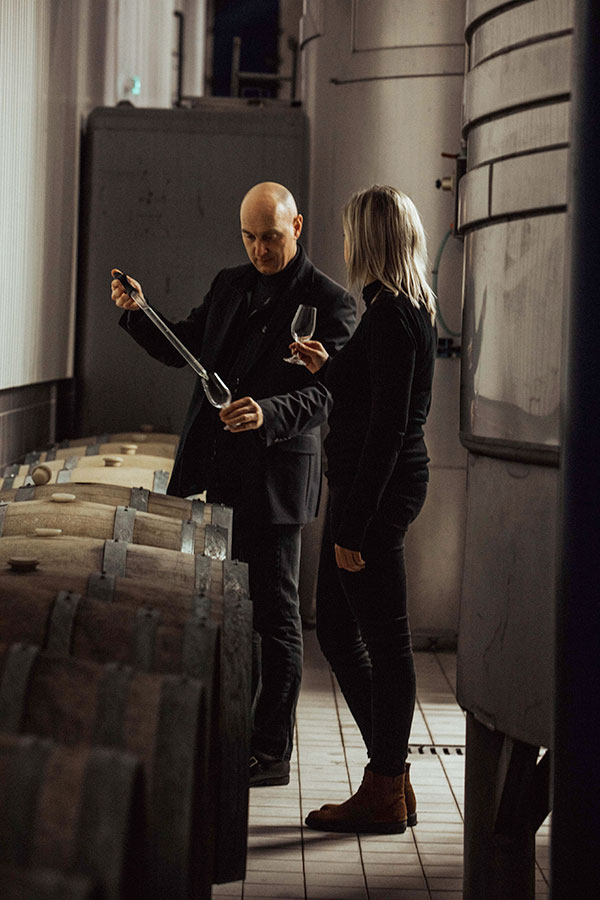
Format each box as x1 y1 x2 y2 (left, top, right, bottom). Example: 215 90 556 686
284 304 317 364
202 371 232 408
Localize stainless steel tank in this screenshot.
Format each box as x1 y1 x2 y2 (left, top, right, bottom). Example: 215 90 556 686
457 2 573 896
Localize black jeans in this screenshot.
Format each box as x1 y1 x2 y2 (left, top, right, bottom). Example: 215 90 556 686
316 482 427 776
207 478 303 762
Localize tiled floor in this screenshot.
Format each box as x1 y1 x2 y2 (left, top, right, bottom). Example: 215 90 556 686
214 632 551 900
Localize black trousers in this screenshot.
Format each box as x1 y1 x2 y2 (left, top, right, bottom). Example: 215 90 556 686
207 468 302 763
316 482 427 776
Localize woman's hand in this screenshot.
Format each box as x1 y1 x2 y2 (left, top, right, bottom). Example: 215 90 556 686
289 339 329 374
110 268 144 310
335 544 366 573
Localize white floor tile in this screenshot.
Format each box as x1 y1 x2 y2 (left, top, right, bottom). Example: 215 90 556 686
228 635 550 899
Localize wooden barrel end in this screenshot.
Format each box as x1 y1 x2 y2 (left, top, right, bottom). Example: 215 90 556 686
31 466 52 486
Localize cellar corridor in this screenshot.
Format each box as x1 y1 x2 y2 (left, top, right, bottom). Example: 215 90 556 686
214 633 551 899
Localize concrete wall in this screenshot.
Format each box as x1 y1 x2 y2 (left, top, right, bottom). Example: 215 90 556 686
299 0 468 639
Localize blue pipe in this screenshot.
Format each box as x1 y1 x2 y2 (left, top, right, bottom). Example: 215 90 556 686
432 228 461 338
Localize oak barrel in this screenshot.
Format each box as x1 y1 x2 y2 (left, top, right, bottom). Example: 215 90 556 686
0 482 231 540
0 534 215 591
61 431 179 447
0 645 212 900
24 441 176 463
0 496 229 558
0 734 144 900
0 561 229 625
0 561 250 676
1 466 172 493
8 453 174 477
0 590 218 675
0 865 99 900
0 561 252 884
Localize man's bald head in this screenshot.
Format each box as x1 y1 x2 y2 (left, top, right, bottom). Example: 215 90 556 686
241 182 298 219
240 182 303 275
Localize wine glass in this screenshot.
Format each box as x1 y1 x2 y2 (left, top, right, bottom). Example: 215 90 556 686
283 304 317 364
202 371 232 408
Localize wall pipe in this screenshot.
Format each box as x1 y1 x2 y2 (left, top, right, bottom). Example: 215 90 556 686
552 2 600 897
431 228 461 338
174 11 184 106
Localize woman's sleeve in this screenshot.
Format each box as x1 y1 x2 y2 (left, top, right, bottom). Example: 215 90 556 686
258 286 353 444
334 302 417 550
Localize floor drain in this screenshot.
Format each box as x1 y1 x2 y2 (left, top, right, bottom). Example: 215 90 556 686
408 744 465 756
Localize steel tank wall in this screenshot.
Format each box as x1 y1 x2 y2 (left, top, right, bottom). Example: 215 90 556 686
299 0 468 639
457 0 573 748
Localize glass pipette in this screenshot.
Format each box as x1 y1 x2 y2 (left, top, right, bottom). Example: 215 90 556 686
114 271 232 408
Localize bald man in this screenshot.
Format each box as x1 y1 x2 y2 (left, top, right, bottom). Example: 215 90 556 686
113 182 355 786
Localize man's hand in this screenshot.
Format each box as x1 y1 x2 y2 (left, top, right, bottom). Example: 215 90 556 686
110 268 144 310
219 397 264 432
335 544 366 572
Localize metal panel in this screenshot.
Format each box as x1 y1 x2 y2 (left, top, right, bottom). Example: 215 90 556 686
78 102 308 434
331 45 464 83
470 0 572 68
424 357 467 470
353 0 465 50
468 102 570 168
466 0 518 31
318 0 464 87
457 165 490 230
490 148 568 216
460 215 564 450
457 454 557 747
464 35 571 131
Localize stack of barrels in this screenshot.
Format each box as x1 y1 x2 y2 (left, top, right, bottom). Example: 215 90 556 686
0 429 252 900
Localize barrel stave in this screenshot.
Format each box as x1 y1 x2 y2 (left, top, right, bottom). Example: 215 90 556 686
30 441 176 462
0 647 211 900
0 431 243 890
0 568 225 625
22 453 175 473
0 498 214 555
3 468 170 492
62 431 179 447
0 535 197 590
0 483 232 539
0 734 145 900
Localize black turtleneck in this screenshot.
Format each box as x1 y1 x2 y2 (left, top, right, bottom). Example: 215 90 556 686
248 245 303 314
255 245 303 295
322 280 437 550
220 246 304 383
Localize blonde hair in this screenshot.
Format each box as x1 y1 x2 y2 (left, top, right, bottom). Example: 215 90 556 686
342 185 436 323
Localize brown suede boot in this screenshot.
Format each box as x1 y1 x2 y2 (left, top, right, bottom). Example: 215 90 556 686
404 762 417 827
317 761 417 827
305 767 408 833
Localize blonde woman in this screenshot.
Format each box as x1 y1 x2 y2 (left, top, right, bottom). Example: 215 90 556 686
291 186 437 833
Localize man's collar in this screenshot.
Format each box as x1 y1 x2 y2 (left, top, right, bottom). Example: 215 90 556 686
256 245 304 291
232 244 308 293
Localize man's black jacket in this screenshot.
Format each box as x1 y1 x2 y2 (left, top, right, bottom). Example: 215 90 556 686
120 248 355 524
